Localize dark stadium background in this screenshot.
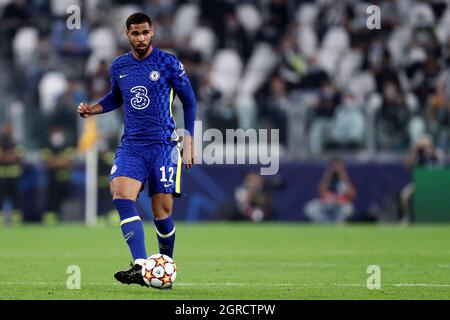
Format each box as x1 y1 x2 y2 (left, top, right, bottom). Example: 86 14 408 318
1 0 450 226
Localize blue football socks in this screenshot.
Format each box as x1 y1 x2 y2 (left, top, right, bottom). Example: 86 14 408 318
154 216 176 258
113 199 147 265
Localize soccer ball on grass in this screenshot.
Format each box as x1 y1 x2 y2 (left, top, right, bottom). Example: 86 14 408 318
142 254 177 289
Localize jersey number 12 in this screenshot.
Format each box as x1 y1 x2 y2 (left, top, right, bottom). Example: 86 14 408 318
160 166 174 183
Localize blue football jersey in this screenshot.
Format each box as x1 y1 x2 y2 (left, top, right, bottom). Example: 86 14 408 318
100 47 196 147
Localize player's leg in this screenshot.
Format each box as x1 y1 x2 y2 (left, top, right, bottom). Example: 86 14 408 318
148 143 181 258
109 147 150 271
152 193 176 258
110 174 149 286
110 176 148 266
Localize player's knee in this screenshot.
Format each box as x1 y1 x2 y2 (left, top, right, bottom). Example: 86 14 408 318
111 188 136 201
110 179 140 200
153 204 172 219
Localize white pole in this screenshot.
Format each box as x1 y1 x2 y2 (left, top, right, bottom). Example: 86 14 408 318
85 134 98 226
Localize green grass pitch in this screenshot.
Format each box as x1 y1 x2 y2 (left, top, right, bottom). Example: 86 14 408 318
0 222 449 299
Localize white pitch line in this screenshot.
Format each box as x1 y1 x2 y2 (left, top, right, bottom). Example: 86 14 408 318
393 283 450 287
1 282 450 288
327 283 450 288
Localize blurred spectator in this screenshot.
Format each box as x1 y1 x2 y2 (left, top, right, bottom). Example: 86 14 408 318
23 34 58 104
51 17 90 57
220 171 276 222
412 55 441 113
277 31 307 89
51 17 91 77
307 79 341 154
256 0 288 46
52 78 87 147
404 135 444 169
142 0 175 19
427 70 450 150
400 135 445 222
221 8 253 62
0 0 30 60
153 11 176 50
304 158 356 223
256 76 289 145
87 60 110 101
297 56 328 89
41 126 75 221
177 50 203 98
0 123 22 224
206 96 238 134
369 39 401 93
197 72 222 128
376 81 411 150
328 90 366 150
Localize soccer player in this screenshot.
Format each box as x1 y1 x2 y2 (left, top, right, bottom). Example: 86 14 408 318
77 12 196 287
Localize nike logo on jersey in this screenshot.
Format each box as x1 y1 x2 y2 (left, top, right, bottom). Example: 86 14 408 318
164 183 173 188
119 74 128 79
178 62 185 77
111 164 117 175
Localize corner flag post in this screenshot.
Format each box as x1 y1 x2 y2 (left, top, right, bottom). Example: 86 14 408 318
78 117 98 226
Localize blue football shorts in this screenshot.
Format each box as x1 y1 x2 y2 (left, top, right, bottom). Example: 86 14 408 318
109 143 182 197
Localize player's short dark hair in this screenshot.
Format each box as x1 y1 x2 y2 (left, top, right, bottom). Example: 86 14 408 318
126 12 152 30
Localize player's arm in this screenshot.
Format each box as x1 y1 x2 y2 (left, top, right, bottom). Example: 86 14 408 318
78 64 123 118
336 164 356 200
318 166 332 197
170 58 197 169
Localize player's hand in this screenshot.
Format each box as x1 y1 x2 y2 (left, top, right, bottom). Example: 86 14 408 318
182 135 195 169
77 102 92 118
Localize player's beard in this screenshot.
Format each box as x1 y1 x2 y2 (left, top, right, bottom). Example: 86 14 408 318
133 38 152 57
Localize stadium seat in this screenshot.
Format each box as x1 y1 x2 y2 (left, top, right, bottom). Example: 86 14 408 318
387 26 412 65
318 27 350 76
38 71 68 114
335 49 363 89
322 26 350 52
316 46 340 76
12 27 39 68
234 92 257 129
85 26 117 75
409 2 435 27
297 25 318 58
239 43 278 95
436 7 450 43
366 92 382 114
173 3 200 43
85 52 111 76
189 26 217 60
236 4 262 35
347 72 376 99
295 3 319 26
210 49 243 98
88 27 117 62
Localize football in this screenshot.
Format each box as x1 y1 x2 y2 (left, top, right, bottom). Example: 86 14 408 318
142 254 177 289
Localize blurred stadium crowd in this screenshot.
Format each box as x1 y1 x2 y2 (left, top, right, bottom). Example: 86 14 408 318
1 0 450 222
